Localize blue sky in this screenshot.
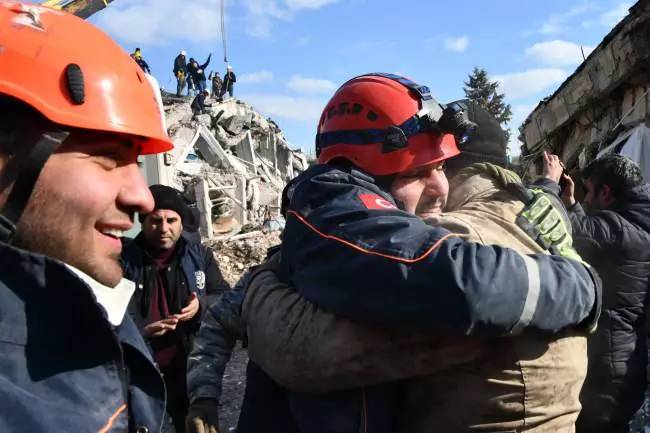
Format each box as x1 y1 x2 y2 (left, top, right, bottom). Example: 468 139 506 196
86 0 633 156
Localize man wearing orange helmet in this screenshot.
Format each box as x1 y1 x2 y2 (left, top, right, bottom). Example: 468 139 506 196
0 2 173 432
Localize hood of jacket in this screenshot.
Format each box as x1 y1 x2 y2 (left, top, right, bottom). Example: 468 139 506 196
617 183 650 234
445 163 521 212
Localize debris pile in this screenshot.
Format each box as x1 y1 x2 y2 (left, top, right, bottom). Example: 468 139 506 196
160 93 308 239
208 231 282 286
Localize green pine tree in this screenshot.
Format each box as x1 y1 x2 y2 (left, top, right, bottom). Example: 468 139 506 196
463 67 513 140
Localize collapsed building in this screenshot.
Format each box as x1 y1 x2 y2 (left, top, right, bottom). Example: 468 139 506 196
141 94 309 241
519 0 650 183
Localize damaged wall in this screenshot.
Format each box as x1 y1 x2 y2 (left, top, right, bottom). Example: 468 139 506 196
519 0 650 179
154 94 308 239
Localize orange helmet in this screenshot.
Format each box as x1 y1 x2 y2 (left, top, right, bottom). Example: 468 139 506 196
0 1 172 154
0 2 173 242
316 73 465 176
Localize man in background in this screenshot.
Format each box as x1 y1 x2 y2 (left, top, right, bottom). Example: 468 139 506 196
122 185 224 433
544 152 650 433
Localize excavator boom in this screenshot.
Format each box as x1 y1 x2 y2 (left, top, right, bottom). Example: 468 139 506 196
41 0 115 19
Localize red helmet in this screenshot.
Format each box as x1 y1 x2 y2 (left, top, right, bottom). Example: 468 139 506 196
316 73 460 176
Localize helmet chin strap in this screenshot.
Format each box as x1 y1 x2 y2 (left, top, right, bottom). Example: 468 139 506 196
0 131 69 243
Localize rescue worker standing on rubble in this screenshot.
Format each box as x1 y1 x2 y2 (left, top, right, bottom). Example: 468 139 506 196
191 90 212 116
131 47 151 74
0 3 173 432
221 65 236 99
186 74 602 433
187 54 212 94
122 185 224 433
209 71 223 100
543 152 650 433
240 99 592 433
174 50 188 97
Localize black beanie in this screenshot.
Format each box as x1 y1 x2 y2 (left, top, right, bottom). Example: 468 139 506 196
444 99 508 177
139 184 191 226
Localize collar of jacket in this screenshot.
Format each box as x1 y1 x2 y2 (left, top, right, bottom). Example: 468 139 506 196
0 241 120 347
614 183 650 233
446 163 521 211
66 265 135 326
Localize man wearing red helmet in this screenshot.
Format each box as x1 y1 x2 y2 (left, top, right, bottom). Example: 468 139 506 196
241 99 590 432
186 74 601 433
0 2 173 432
276 73 598 335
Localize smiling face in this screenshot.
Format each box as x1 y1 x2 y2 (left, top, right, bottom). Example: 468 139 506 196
141 209 183 252
10 132 154 287
390 161 449 219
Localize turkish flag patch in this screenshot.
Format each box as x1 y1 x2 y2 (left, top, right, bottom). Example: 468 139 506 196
359 194 397 210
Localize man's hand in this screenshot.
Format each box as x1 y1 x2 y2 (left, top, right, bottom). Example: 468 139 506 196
542 151 564 184
144 317 178 338
561 173 576 207
186 398 219 433
174 292 200 322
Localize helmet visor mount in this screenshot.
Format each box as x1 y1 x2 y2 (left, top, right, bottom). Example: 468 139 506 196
373 73 477 148
317 73 477 157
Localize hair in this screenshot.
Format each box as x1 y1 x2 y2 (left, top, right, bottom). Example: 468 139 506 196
0 96 51 156
582 153 644 200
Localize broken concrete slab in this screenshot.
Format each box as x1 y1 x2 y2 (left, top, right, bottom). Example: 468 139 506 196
236 131 258 168
193 126 246 173
160 93 308 241
213 125 240 149
221 112 252 135
194 114 213 129
194 178 214 239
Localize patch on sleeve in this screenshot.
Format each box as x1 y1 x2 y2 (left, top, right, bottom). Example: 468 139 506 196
358 194 397 210
195 271 206 291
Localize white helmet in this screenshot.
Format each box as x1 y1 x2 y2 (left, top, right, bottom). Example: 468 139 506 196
227 64 233 70
180 50 187 56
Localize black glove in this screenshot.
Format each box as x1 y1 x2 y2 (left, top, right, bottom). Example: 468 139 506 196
186 398 220 433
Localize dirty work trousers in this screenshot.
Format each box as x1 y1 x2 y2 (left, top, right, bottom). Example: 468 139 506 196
176 76 186 97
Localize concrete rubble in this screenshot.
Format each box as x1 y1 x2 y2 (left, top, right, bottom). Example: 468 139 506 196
519 0 650 180
160 93 308 240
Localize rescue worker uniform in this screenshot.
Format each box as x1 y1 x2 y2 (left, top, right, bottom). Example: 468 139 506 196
221 70 236 98
173 54 188 97
242 164 591 433
0 241 166 433
187 55 211 94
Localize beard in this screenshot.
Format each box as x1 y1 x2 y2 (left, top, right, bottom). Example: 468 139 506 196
415 196 447 218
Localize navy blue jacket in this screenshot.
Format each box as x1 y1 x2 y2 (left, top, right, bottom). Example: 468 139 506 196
121 234 225 348
0 242 165 433
235 164 601 433
279 164 599 334
191 93 210 114
173 54 187 76
187 55 211 83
